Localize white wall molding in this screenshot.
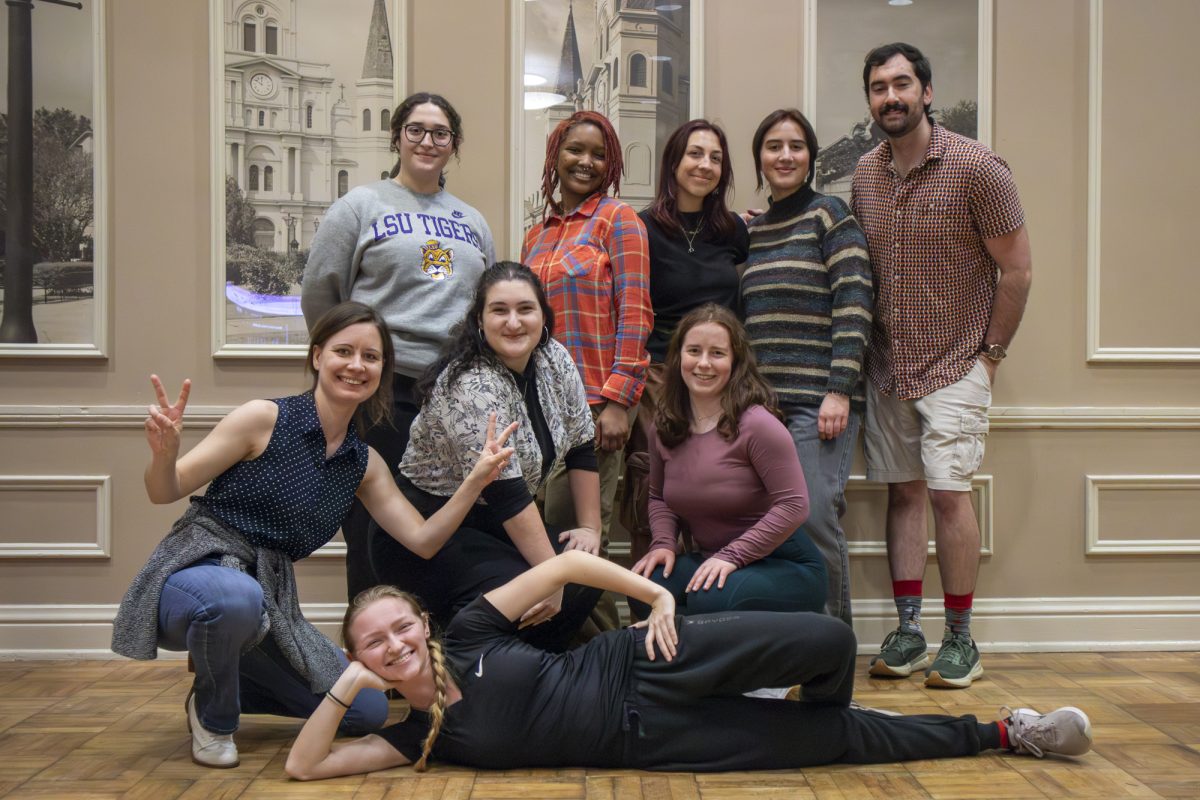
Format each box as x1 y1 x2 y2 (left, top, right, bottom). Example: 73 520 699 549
988 407 1200 429
846 475 992 557
5 405 1199 430
4 596 1197 658
0 475 111 558
0 405 229 429
1085 474 1200 555
848 596 1200 654
1086 0 1200 362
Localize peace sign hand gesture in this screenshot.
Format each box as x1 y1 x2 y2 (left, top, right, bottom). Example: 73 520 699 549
467 412 519 488
144 374 191 458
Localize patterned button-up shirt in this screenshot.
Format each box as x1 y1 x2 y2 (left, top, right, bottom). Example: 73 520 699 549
851 124 1025 400
521 192 652 408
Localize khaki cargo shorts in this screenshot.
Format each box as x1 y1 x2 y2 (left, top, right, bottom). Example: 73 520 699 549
864 360 991 491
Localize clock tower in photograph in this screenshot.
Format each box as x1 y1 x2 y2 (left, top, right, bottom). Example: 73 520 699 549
222 0 394 254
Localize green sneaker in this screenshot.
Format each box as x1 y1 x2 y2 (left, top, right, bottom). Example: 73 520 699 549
868 628 930 677
924 635 984 688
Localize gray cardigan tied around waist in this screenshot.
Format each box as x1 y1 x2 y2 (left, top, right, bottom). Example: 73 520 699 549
110 503 342 693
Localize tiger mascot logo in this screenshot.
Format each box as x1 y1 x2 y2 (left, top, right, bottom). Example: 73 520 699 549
420 239 454 281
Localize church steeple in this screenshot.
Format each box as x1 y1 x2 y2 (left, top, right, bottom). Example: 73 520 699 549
361 0 394 80
553 2 583 98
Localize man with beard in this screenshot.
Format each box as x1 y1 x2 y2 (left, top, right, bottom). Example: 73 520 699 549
850 43 1032 689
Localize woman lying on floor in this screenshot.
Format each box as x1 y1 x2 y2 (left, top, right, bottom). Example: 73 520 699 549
285 550 1092 778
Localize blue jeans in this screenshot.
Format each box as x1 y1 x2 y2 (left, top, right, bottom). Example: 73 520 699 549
629 530 827 618
787 406 862 626
157 559 387 735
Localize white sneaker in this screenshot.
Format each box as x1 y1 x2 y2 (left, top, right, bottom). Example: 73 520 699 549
1004 706 1093 758
186 690 239 768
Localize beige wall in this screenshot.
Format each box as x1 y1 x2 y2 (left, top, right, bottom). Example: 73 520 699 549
1 0 1197 654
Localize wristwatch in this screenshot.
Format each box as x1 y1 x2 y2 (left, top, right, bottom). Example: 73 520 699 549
980 343 1007 362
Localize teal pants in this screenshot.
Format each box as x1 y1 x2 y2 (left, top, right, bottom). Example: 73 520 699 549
630 529 828 617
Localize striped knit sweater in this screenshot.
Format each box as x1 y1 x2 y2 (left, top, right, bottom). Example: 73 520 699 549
742 186 873 413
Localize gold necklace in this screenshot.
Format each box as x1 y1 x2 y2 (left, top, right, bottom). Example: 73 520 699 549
683 220 704 253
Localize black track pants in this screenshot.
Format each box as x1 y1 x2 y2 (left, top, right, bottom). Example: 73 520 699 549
622 610 985 771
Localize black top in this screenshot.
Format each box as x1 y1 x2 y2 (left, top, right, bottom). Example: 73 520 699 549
378 596 635 768
480 365 597 522
639 209 750 362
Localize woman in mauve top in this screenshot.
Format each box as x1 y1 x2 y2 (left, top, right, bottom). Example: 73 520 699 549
630 304 826 617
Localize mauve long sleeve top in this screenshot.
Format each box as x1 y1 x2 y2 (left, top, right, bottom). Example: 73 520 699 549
648 405 810 567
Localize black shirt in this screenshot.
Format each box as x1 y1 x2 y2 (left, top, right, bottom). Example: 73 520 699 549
640 209 750 363
378 596 634 768
480 365 598 522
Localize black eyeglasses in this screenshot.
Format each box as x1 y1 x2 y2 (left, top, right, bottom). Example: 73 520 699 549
403 124 454 147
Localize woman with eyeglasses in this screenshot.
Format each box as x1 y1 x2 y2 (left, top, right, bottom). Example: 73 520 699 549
303 92 495 604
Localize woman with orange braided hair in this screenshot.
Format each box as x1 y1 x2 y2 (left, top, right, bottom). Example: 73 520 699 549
520 111 652 590
285 551 1093 778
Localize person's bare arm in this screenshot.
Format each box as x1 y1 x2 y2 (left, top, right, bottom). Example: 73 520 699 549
485 551 678 661
285 661 409 780
142 375 272 504
980 225 1033 380
362 415 517 558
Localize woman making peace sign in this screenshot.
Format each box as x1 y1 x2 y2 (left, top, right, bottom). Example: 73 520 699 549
112 302 514 769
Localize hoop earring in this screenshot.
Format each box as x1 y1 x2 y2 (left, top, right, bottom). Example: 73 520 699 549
476 327 486 348
539 326 550 347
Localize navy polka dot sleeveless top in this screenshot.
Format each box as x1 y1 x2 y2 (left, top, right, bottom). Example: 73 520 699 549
193 392 370 561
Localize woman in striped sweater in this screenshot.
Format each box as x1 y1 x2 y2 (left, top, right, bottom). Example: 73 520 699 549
741 109 874 627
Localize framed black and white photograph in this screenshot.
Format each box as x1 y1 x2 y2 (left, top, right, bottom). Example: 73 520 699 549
210 0 406 357
804 0 991 202
0 0 107 357
510 0 704 250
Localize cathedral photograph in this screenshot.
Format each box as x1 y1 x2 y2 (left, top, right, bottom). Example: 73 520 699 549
219 0 397 348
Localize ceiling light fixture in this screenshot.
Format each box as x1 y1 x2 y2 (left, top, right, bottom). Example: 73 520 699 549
523 91 567 110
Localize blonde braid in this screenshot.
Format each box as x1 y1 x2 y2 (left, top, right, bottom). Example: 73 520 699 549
414 638 449 772
342 586 451 772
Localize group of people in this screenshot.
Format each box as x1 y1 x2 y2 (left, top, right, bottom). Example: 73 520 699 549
113 43 1075 778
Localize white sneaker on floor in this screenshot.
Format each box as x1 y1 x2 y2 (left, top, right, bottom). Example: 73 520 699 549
186 690 239 768
1004 706 1093 758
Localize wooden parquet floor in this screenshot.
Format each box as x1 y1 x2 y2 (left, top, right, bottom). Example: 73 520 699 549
0 652 1198 799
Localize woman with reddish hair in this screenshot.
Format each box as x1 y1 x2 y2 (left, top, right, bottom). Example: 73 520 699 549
520 111 652 599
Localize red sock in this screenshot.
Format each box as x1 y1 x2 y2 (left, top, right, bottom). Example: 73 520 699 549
997 719 1010 749
944 592 974 611
943 592 974 638
893 580 923 598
